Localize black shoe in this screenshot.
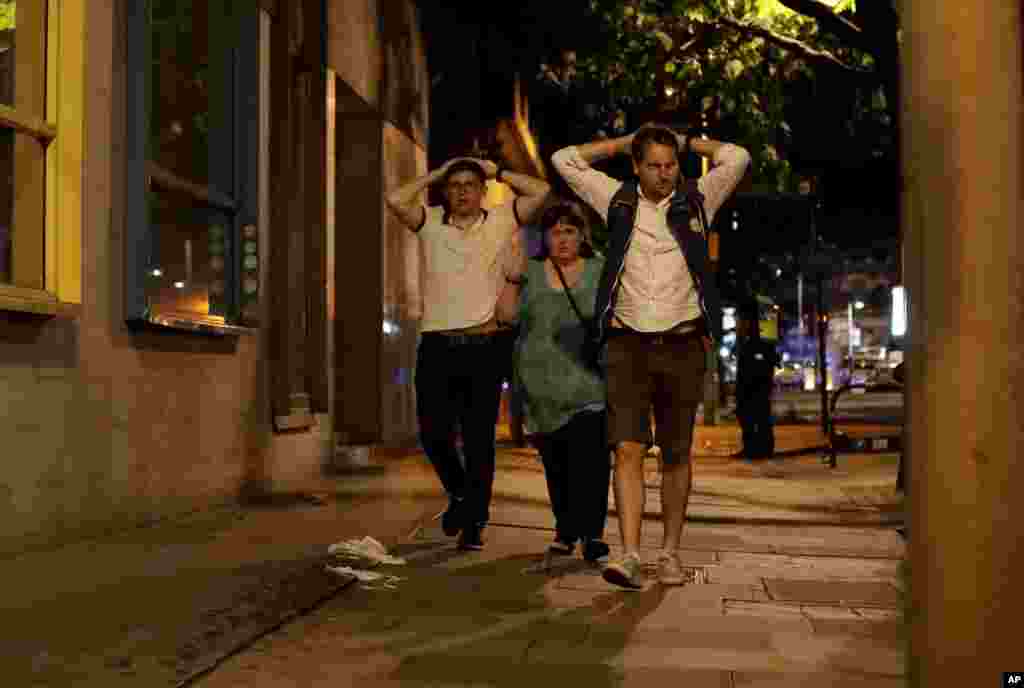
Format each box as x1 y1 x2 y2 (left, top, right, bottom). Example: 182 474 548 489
548 534 576 556
457 525 484 551
441 497 465 537
582 539 611 562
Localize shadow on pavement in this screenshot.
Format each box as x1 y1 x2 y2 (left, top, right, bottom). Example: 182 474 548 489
348 542 671 686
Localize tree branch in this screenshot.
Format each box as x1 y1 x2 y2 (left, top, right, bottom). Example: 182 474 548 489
716 15 870 76
774 0 871 52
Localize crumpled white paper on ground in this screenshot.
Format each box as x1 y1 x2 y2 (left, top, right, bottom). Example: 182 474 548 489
327 536 407 565
325 536 407 591
325 565 407 590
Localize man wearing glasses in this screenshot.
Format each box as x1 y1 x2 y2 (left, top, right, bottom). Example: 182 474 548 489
386 158 550 551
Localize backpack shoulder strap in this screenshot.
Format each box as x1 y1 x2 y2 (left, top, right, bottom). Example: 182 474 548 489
681 178 709 235
610 180 638 214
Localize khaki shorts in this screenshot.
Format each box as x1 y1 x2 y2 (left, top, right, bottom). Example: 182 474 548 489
605 325 708 465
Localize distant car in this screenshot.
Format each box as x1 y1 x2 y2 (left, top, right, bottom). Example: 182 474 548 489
774 366 803 390
850 369 871 386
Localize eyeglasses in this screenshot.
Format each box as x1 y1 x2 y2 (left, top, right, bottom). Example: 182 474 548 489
447 182 482 193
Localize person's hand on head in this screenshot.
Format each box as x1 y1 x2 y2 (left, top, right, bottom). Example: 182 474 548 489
471 158 499 179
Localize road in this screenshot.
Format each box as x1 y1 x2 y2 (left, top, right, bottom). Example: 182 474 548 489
722 389 904 424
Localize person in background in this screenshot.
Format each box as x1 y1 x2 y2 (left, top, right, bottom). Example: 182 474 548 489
498 201 612 563
732 303 780 460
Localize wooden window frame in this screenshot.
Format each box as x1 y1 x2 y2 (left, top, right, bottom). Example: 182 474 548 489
123 0 260 336
0 0 83 315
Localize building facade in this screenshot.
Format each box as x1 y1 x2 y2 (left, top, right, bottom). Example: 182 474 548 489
0 0 431 555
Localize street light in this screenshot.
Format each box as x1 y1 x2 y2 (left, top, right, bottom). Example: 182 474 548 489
892 285 907 337
854 300 865 310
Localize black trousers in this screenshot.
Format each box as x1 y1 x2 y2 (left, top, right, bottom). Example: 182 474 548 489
415 333 505 527
531 410 611 542
737 392 775 458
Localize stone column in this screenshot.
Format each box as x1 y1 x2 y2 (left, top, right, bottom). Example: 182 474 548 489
900 1 1023 684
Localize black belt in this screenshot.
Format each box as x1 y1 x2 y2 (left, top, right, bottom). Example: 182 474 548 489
607 318 705 344
423 331 499 346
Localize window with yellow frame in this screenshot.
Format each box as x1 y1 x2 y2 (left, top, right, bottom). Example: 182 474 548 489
0 0 84 314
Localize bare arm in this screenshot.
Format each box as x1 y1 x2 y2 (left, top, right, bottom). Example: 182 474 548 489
495 278 522 325
384 164 448 231
495 231 527 325
501 169 552 225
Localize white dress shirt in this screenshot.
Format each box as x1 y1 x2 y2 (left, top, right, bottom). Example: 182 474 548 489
416 202 518 332
552 143 750 332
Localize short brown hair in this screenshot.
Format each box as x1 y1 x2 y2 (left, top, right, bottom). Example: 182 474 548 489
631 126 680 163
441 160 487 186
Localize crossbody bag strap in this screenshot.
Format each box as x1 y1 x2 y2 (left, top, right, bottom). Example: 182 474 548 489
550 260 589 327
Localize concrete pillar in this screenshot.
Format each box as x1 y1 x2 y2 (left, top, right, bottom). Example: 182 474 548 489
900 1 1024 684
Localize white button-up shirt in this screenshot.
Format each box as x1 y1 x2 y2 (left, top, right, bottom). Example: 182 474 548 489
416 202 518 332
552 144 750 332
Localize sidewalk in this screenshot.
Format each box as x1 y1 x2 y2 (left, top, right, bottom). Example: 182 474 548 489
327 423 904 527
0 493 446 687
0 426 904 687
194 500 908 687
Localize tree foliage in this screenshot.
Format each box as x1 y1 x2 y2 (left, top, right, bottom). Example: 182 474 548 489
535 0 900 195
0 2 14 33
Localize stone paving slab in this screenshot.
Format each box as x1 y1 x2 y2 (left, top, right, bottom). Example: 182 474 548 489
733 670 906 687
818 637 906 677
193 491 906 687
611 666 734 688
715 551 903 581
724 599 814 624
680 523 905 559
610 641 792 674
807 617 904 643
764 579 903 607
853 607 901 621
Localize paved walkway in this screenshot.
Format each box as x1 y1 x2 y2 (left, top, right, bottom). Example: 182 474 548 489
194 501 907 687
0 424 906 687
328 424 904 527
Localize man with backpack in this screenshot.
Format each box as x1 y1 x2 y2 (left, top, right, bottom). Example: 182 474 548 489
552 125 749 588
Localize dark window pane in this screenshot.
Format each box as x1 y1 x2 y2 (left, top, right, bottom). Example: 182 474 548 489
149 1 233 188
0 126 45 287
146 188 232 320
0 1 47 117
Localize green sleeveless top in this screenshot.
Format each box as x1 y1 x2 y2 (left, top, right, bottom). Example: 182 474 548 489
514 256 606 435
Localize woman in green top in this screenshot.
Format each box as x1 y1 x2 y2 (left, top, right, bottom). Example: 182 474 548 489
498 202 611 563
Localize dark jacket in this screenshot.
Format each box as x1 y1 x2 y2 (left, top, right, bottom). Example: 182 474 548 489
736 336 780 405
592 179 723 345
